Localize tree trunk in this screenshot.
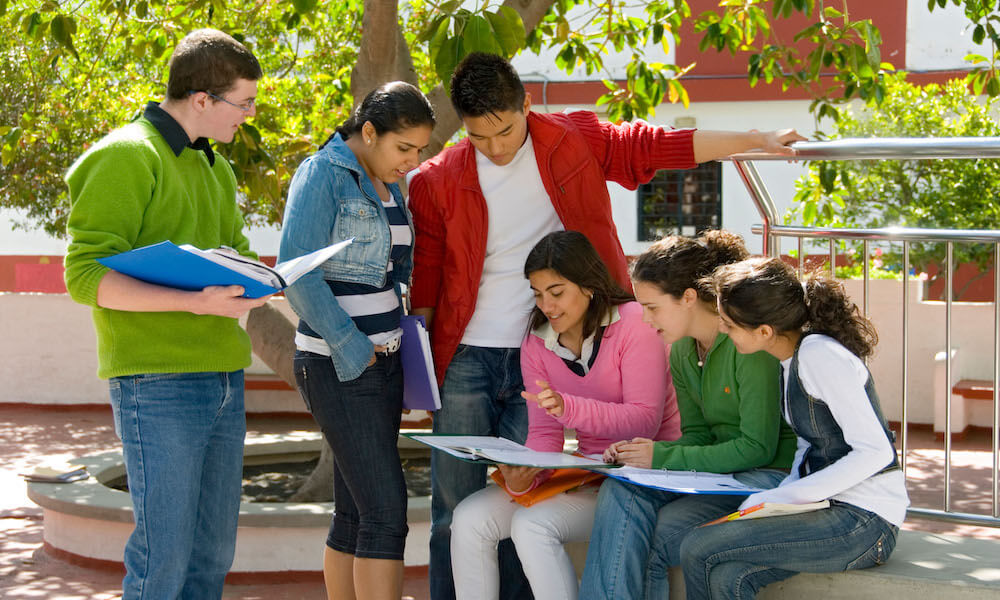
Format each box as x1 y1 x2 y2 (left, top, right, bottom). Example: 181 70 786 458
246 304 296 386
246 304 336 502
246 0 559 502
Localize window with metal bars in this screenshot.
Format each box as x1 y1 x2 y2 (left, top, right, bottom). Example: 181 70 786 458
636 162 722 241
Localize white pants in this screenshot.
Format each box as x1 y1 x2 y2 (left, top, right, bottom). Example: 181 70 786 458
450 482 599 600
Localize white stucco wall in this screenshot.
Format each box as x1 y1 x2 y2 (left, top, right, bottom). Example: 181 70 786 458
5 286 994 434
907 0 989 71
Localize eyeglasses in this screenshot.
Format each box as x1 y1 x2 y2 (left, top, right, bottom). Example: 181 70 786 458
189 90 256 113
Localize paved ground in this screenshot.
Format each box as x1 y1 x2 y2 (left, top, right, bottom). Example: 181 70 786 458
2 405 998 599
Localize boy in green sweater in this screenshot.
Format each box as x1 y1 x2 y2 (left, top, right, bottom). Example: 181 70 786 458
64 29 270 599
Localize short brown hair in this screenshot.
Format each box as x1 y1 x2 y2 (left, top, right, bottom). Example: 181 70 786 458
165 29 262 101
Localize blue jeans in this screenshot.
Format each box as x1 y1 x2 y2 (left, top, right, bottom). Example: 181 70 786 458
579 470 788 600
294 350 408 559
679 500 898 599
430 344 531 600
109 371 246 600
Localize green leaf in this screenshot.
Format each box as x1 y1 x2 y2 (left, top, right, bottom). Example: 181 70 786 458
497 6 526 46
485 8 525 57
417 15 447 44
50 15 79 59
802 199 817 224
22 11 41 37
0 0 7 17
863 23 881 65
434 36 462 91
427 15 451 56
461 14 502 56
987 75 1000 97
819 164 837 192
291 0 317 15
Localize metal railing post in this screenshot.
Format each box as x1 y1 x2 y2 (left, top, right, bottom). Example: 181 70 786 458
902 242 910 475
736 136 1000 528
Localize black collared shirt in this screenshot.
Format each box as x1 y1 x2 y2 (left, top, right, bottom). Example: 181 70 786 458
142 101 215 166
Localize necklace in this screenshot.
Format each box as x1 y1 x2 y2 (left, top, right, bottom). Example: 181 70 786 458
696 340 708 368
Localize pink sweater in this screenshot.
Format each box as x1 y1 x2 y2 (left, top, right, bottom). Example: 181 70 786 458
520 301 681 461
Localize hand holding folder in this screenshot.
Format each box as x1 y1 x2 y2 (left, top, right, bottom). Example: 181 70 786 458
98 238 353 299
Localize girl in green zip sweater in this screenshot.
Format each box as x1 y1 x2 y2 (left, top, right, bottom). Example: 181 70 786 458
579 230 798 600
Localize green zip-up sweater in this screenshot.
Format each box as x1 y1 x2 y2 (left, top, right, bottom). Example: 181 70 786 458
64 111 254 379
651 333 797 472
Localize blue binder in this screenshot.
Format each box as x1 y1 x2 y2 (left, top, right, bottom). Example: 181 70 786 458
97 241 282 299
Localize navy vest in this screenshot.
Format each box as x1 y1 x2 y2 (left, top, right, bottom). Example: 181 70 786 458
783 334 900 479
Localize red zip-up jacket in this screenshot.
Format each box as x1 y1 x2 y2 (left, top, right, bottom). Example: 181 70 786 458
408 110 696 384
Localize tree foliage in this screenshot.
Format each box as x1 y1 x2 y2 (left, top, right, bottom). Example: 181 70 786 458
789 72 1000 282
0 0 948 238
930 0 1000 97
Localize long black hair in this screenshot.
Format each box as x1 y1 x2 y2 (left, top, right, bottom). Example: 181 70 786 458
321 81 435 149
630 230 749 304
709 257 879 359
524 231 633 339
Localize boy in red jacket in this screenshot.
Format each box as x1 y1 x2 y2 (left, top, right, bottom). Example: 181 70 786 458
407 51 803 600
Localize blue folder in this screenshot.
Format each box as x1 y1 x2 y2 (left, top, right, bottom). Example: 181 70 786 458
400 315 441 411
97 241 281 299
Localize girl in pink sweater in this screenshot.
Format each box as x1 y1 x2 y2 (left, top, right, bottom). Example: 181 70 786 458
450 231 681 600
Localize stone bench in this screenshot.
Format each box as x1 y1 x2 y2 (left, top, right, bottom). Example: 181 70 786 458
565 529 1000 599
934 350 997 439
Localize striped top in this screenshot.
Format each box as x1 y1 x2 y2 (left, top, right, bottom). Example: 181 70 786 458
295 196 411 355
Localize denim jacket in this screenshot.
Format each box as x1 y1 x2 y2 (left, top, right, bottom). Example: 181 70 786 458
783 333 899 478
279 134 414 382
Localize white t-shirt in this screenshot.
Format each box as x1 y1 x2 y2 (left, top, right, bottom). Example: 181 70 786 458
741 334 910 526
460 134 563 347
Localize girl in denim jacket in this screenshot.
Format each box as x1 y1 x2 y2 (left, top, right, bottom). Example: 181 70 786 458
278 82 434 599
680 257 909 599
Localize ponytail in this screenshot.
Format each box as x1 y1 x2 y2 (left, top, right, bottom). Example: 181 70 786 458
709 257 878 359
631 229 748 303
322 81 435 150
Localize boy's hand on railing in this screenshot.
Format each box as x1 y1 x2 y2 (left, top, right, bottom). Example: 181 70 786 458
757 128 807 155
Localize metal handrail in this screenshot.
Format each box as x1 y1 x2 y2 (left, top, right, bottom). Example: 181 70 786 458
729 137 1000 162
734 137 1000 527
753 224 1000 244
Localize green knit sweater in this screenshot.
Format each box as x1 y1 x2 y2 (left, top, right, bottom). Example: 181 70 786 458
651 333 798 472
64 116 254 379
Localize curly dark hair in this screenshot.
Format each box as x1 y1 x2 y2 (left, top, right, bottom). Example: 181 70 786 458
708 257 879 359
524 231 633 340
630 230 749 304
